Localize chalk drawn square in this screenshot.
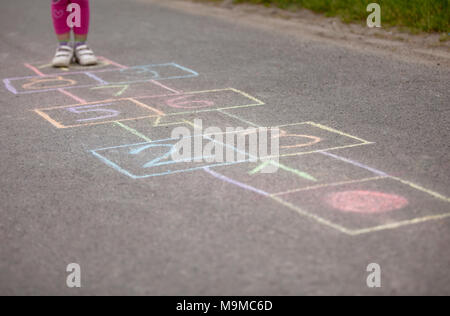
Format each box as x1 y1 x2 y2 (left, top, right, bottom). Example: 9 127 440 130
90 136 250 179
67 80 180 103
34 98 165 128
120 109 264 143
85 63 199 85
4 63 198 95
132 88 265 116
275 177 450 235
170 110 262 129
270 122 373 158
24 56 122 76
33 88 264 129
4 73 103 94
207 153 384 196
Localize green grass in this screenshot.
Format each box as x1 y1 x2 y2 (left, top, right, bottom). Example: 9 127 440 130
230 0 449 33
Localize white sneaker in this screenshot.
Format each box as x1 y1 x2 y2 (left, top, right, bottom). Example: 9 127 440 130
74 44 98 66
52 45 74 68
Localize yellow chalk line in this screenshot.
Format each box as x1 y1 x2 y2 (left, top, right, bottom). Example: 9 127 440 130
271 176 387 196
227 88 265 105
349 213 450 236
260 142 375 158
276 122 372 144
114 121 152 142
129 98 165 117
152 116 187 127
390 176 450 202
33 109 65 129
269 196 354 235
217 109 260 127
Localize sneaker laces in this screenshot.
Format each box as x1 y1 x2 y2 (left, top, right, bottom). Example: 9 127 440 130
76 45 94 56
55 45 73 57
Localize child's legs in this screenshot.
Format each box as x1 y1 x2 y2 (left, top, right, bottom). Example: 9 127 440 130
71 0 90 40
51 0 90 41
51 0 71 37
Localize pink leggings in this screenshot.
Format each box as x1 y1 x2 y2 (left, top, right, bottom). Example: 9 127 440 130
51 0 90 35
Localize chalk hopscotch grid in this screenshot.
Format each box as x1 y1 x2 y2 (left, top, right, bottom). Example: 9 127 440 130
9 58 450 235
276 155 450 235
22 60 184 104
3 63 199 94
26 60 197 137
90 133 255 179
204 110 450 235
91 118 372 179
88 105 450 235
24 58 259 177
32 88 265 129
22 59 262 177
205 156 450 236
33 97 166 129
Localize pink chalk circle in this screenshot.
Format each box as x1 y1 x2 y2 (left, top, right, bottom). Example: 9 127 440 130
326 190 409 214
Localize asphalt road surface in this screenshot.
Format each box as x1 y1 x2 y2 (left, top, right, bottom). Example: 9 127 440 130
1 0 449 295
